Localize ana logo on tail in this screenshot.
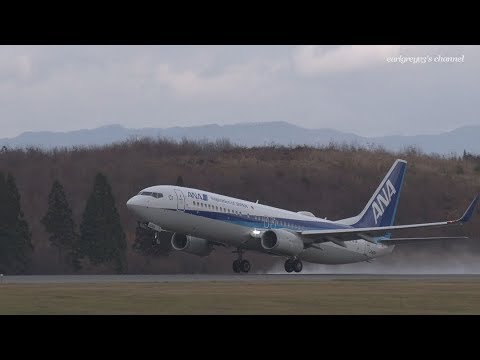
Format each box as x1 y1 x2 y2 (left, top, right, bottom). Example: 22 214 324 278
372 179 396 224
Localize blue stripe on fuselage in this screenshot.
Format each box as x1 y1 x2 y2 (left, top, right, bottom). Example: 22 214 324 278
165 208 351 231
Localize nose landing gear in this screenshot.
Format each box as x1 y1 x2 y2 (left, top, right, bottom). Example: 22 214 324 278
153 231 161 245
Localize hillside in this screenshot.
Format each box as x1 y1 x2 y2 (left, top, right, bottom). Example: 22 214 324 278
1 121 480 155
0 140 479 274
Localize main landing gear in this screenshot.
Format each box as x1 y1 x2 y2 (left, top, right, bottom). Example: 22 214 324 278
232 248 250 273
233 259 251 273
284 258 303 273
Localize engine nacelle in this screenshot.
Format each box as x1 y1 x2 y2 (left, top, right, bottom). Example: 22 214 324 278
171 233 213 257
261 229 304 257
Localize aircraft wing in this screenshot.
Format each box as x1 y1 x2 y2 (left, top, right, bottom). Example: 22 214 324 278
301 195 479 246
377 236 469 245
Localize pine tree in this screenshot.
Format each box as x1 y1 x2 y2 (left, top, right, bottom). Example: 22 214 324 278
41 180 80 271
79 173 127 273
176 175 184 186
0 172 33 274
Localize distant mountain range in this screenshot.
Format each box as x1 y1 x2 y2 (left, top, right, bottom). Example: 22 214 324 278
1 121 479 155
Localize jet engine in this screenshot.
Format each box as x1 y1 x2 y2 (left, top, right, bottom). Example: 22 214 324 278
261 229 304 257
171 233 213 257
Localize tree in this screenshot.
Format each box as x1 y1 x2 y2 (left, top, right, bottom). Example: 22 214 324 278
0 172 33 274
176 175 184 186
79 173 127 273
41 180 80 271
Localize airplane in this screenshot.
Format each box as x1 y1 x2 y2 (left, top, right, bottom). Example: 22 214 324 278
126 159 479 273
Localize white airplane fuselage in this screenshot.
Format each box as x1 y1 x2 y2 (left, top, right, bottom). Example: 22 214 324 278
126 185 394 265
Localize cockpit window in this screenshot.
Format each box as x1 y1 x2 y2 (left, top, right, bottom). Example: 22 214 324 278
139 191 163 198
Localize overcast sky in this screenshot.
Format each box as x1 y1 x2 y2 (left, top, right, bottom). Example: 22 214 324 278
0 45 478 138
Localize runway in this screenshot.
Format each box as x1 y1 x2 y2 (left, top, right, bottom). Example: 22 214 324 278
3 273 480 284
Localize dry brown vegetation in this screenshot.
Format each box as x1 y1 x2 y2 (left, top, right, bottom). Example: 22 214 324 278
0 139 479 274
2 279 480 314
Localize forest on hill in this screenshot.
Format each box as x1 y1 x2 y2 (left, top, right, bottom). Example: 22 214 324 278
0 139 479 274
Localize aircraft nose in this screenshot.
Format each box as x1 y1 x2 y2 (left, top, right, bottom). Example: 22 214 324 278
126 195 151 222
126 195 142 212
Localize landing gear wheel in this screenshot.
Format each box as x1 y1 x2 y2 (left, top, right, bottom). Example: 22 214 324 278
240 260 251 273
293 259 303 273
233 260 241 273
284 260 294 273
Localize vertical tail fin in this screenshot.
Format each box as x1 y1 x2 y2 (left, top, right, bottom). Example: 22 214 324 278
336 159 407 228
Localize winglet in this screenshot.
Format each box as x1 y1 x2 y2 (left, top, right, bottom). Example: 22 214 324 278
455 194 480 223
